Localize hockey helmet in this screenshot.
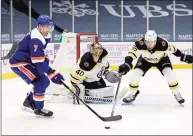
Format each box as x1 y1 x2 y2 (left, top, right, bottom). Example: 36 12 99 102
145 30 157 50
36 15 54 33
90 41 103 62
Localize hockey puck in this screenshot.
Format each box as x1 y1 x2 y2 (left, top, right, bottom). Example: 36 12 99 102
104 126 110 129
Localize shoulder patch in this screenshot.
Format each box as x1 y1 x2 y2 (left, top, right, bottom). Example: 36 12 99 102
162 41 166 47
131 46 138 51
155 36 169 51
84 62 89 67
79 52 97 71
139 40 144 45
135 38 146 50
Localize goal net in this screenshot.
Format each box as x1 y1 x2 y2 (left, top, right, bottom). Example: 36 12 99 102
45 32 98 103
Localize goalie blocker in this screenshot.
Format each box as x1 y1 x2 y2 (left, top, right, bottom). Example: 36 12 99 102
70 42 126 104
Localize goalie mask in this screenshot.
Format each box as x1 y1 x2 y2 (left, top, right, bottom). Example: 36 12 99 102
90 42 103 62
145 30 157 50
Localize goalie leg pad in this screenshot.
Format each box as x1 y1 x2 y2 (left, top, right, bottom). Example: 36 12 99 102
84 86 114 104
85 86 114 98
84 96 113 104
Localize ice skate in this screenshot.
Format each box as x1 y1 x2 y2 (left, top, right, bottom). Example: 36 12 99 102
122 90 140 104
174 93 185 104
22 93 35 113
34 108 53 117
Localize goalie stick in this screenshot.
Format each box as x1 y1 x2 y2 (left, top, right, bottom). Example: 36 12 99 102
61 81 122 122
2 0 64 60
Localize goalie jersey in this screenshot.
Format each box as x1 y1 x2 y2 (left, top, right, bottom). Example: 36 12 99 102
128 36 182 63
70 48 109 84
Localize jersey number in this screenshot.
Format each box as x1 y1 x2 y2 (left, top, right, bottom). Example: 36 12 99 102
97 66 106 78
34 45 38 52
76 70 84 76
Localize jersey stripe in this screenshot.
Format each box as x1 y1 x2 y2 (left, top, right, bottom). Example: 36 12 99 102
18 66 36 80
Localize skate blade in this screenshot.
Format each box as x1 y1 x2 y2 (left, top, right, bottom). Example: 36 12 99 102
178 103 185 107
122 102 133 105
21 106 34 113
21 107 53 118
35 114 54 118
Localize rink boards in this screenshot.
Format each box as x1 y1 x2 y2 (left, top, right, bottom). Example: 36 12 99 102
2 42 192 80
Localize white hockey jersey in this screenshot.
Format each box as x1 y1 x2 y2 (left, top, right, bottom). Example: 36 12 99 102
128 36 179 64
70 48 109 83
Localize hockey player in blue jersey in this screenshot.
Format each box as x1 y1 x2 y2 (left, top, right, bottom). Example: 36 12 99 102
9 15 64 117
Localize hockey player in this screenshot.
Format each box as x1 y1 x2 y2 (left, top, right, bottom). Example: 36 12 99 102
118 30 193 105
9 15 64 117
70 41 121 104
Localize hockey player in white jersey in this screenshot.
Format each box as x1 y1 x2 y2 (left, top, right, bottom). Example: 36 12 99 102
118 30 193 105
70 41 121 104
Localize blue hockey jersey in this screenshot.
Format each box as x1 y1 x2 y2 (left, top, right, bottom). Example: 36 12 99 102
9 28 51 74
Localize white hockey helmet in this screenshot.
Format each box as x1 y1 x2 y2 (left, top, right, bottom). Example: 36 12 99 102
145 30 157 50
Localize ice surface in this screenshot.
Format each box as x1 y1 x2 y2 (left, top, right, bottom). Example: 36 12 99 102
2 69 192 135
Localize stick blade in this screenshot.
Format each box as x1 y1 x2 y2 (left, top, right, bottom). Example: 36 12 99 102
101 115 122 122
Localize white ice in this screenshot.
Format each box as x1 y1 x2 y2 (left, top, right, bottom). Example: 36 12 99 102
2 69 192 135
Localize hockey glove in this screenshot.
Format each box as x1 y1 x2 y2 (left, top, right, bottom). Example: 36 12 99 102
118 63 132 75
47 69 64 84
105 71 121 83
180 54 193 64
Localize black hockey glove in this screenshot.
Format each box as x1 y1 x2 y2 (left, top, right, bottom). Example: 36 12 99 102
180 54 193 64
118 56 133 75
118 63 132 75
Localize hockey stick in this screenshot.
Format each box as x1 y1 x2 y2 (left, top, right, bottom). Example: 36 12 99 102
2 0 64 60
61 81 122 122
110 74 122 117
1 42 19 60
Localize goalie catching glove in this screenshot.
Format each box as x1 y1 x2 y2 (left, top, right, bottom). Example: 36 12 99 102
105 71 122 83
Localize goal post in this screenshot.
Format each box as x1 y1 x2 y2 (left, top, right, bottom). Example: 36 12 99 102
76 33 98 62
46 32 98 103
51 32 98 73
